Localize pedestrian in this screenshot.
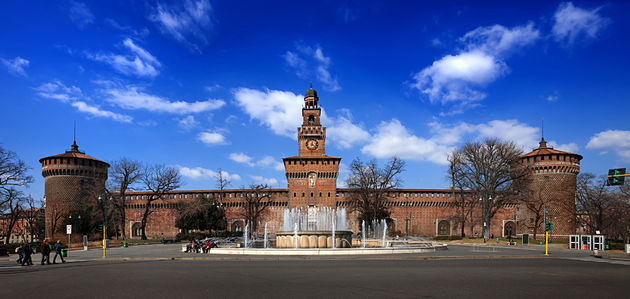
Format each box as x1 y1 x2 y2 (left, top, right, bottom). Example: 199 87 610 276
21 242 33 266
40 240 51 265
15 244 23 264
52 240 65 264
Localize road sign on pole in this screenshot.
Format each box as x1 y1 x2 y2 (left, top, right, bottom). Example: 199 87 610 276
66 225 72 234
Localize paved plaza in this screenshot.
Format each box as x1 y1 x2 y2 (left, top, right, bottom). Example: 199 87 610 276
1 243 628 298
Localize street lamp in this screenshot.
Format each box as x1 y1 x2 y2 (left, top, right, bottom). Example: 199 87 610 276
405 197 409 240
480 194 491 243
68 214 80 253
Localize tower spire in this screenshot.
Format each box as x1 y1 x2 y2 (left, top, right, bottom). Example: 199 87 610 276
71 121 79 152
538 119 548 149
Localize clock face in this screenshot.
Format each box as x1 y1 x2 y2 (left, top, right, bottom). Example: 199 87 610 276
306 138 319 150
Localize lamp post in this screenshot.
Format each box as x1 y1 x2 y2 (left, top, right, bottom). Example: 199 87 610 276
100 196 108 258
480 194 491 243
68 214 80 253
405 197 409 240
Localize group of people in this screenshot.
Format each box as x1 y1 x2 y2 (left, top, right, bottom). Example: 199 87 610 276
185 239 217 253
16 240 66 266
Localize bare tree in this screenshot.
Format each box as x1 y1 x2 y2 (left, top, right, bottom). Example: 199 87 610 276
22 196 45 242
1 188 26 244
108 158 143 239
239 184 273 234
214 168 231 204
448 138 529 239
448 153 477 237
576 173 615 234
140 165 182 240
346 157 406 229
175 195 226 233
0 146 33 205
215 168 231 190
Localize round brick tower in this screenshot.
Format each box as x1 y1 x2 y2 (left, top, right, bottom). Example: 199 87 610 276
40 141 109 239
518 138 582 239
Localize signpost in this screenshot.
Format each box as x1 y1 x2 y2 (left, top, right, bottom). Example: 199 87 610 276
66 225 72 255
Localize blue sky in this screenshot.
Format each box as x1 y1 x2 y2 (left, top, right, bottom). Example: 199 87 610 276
1 1 629 202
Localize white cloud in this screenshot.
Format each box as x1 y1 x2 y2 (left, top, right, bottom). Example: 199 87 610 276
284 45 340 91
68 1 94 28
86 38 161 78
548 141 579 153
229 153 284 171
475 120 540 150
552 2 609 46
1 57 30 77
412 50 506 106
545 95 559 102
233 88 303 138
35 81 82 102
257 156 285 171
104 87 225 114
229 152 253 165
71 101 133 123
586 130 630 161
362 118 579 165
362 119 453 165
250 175 278 186
105 18 150 37
178 165 241 181
149 0 214 53
325 110 370 149
198 131 228 145
233 87 367 146
412 22 540 113
461 23 540 57
34 80 133 123
177 115 199 130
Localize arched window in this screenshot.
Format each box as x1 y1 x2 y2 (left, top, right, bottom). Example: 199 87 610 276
308 115 315 124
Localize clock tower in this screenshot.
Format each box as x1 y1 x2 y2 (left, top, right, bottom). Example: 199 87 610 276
283 86 341 207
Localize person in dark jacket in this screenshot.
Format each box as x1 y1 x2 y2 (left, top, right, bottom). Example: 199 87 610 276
52 240 65 264
40 240 51 265
21 243 33 266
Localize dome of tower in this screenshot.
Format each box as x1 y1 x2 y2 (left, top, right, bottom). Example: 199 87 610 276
305 86 318 98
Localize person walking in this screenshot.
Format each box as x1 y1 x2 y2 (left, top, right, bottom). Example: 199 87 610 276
21 242 33 266
52 240 65 264
40 240 51 265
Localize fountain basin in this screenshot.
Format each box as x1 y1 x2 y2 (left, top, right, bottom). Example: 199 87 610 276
275 231 353 248
208 244 448 255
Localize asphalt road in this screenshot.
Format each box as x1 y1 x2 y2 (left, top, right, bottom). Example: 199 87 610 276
1 257 628 298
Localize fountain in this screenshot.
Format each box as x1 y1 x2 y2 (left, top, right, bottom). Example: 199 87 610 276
275 207 353 248
361 220 366 248
243 222 249 248
207 206 447 255
263 223 268 249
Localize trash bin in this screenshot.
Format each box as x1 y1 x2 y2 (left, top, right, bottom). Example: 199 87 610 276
61 248 67 257
123 242 128 248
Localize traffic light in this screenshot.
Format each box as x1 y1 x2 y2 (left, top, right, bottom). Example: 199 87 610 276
545 221 553 231
607 168 626 186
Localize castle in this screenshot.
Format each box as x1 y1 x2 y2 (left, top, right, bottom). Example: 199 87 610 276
41 86 582 240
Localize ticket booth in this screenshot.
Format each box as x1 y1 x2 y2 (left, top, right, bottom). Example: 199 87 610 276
580 235 592 250
592 235 605 251
569 235 580 249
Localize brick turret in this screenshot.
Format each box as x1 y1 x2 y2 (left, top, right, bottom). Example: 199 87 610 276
40 141 109 239
518 138 582 238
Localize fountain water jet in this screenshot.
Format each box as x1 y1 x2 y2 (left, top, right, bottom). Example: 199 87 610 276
264 223 268 249
244 222 249 248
